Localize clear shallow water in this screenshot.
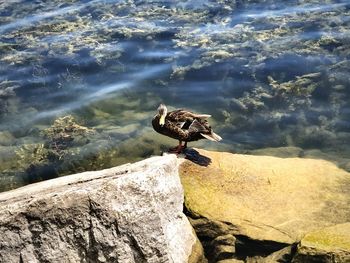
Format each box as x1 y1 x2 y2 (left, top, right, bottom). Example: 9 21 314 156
0 0 350 191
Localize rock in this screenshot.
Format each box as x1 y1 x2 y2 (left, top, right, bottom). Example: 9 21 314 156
343 161 350 172
292 223 350 263
248 146 303 158
188 216 238 261
246 245 295 263
90 107 112 119
103 123 141 136
188 217 236 241
0 145 17 165
0 155 202 263
180 148 350 260
116 128 175 159
210 234 236 262
217 259 244 263
0 131 15 146
303 149 350 172
188 232 208 263
120 110 151 122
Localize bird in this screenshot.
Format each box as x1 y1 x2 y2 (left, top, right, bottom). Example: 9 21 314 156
152 104 222 153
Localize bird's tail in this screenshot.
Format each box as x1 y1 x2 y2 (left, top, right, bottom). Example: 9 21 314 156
201 132 222 142
193 114 211 119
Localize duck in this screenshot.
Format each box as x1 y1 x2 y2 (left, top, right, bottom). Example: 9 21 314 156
152 104 222 153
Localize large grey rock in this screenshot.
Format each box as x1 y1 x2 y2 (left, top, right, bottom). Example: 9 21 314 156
0 155 200 263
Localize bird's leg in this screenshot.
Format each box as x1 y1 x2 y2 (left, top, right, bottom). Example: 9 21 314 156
183 141 188 149
169 141 184 153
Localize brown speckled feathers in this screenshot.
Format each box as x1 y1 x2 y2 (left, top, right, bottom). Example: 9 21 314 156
152 106 222 143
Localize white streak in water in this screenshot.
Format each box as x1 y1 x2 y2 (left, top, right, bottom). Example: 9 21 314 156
240 2 348 19
2 63 171 130
0 0 119 34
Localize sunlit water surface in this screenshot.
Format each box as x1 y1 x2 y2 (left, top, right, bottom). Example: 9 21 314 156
1 0 350 191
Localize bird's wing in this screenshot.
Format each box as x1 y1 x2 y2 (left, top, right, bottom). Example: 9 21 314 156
176 122 186 128
191 113 211 119
188 119 209 133
168 110 210 122
167 109 211 135
170 111 195 127
167 110 189 122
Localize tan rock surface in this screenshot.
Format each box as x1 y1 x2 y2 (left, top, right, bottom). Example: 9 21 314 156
180 148 350 244
292 223 350 263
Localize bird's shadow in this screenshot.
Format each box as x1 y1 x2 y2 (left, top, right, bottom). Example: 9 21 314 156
182 148 211 167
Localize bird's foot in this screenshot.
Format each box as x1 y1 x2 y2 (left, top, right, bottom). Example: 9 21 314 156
168 145 186 154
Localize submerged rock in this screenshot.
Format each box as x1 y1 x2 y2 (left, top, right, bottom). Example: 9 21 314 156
0 131 15 146
0 155 202 263
180 148 350 261
217 259 244 263
247 146 303 158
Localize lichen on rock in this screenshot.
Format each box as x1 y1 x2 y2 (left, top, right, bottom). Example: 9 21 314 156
293 223 350 263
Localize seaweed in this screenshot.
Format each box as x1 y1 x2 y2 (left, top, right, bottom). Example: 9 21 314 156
15 115 94 183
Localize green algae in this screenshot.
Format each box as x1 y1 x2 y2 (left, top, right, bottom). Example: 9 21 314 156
294 223 350 262
42 115 94 155
14 115 95 184
16 143 51 171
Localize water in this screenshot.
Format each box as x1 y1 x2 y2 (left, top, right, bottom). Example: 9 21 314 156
1 0 350 191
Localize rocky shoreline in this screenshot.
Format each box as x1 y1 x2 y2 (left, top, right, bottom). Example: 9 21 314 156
0 149 349 262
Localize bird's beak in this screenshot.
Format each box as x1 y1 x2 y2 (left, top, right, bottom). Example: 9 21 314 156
159 114 166 126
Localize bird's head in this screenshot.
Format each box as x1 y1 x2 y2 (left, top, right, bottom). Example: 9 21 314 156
157 103 167 126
